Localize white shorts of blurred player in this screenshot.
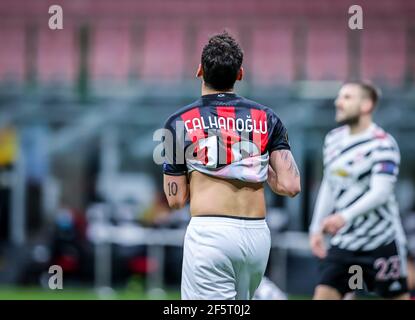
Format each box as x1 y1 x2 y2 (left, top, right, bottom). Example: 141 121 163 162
253 277 288 300
181 216 271 300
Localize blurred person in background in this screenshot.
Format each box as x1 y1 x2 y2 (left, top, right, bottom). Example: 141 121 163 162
161 31 300 300
309 83 409 300
0 126 18 242
402 208 415 299
407 254 415 300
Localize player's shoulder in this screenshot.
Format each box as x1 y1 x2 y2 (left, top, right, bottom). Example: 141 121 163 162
238 96 283 122
164 98 202 127
325 125 348 144
238 96 268 109
371 124 399 149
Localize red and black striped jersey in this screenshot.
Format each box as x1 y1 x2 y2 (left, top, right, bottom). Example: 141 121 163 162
162 93 290 183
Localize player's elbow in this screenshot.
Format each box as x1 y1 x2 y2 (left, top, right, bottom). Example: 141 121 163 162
169 202 185 210
167 197 186 210
278 178 301 197
166 193 188 210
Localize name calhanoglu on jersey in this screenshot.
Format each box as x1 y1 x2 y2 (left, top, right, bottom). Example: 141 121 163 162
184 115 268 134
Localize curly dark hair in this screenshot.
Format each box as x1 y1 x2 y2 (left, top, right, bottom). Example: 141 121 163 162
201 31 244 91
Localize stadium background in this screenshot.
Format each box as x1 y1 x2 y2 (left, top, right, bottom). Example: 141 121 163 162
0 0 414 299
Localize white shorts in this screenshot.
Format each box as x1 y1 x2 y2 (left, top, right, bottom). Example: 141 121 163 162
181 215 271 300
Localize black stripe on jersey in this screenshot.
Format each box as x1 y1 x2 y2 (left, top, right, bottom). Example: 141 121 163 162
335 188 347 201
358 222 395 250
377 203 392 221
336 213 381 250
339 212 381 250
325 138 373 168
376 146 397 152
357 210 382 235
368 219 392 237
346 146 397 166
338 223 354 235
336 208 393 250
353 211 381 235
335 189 369 235
361 234 395 251
340 186 369 210
199 105 216 135
338 215 367 235
362 150 373 158
364 146 397 158
358 147 398 167
357 169 372 181
344 215 368 234
235 106 254 143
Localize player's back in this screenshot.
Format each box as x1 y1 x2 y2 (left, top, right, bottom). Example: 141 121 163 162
163 92 290 218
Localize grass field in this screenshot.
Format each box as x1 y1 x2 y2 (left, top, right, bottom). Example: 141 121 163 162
0 287 313 300
0 287 181 300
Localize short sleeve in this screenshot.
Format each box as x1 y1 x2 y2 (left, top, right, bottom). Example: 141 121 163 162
267 113 291 153
162 116 188 176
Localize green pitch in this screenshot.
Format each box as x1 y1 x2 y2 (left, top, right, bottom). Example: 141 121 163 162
0 286 181 300
0 286 312 300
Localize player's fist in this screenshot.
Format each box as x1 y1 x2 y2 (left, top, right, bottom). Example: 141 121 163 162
309 232 327 259
322 214 346 235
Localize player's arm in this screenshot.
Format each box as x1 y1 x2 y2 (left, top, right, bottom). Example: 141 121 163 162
323 175 395 235
268 150 301 197
340 174 394 221
308 133 334 258
163 174 189 209
309 176 334 258
310 176 334 233
323 145 400 234
162 117 189 209
266 113 301 197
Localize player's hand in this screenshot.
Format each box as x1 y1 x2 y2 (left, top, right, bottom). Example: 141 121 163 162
309 232 327 259
322 213 346 235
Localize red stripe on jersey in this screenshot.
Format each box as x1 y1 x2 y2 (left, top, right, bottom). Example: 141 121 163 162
374 129 387 139
180 108 208 164
250 109 268 153
217 106 240 164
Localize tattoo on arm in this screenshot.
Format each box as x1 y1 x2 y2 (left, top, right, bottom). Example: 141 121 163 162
279 150 300 177
167 182 178 196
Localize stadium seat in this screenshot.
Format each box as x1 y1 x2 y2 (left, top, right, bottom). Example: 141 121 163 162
361 25 406 86
141 23 185 82
90 22 131 83
251 25 295 85
306 25 348 81
0 23 25 83
36 24 77 84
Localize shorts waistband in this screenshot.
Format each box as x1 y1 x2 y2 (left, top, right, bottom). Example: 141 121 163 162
189 215 267 228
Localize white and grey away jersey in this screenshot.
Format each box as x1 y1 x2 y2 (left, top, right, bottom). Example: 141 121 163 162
310 123 407 251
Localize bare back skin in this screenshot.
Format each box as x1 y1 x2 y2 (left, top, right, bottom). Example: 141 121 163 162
189 171 266 218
